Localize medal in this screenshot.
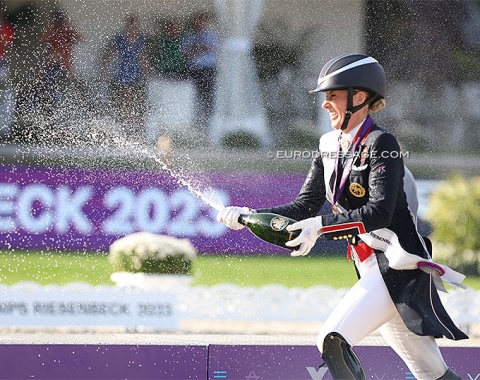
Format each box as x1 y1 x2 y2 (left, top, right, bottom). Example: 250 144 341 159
349 182 366 197
339 136 352 151
331 116 374 208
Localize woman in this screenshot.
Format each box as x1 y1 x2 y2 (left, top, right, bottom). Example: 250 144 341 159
217 54 467 380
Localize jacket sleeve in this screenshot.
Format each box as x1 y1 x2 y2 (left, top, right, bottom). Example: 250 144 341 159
257 155 327 221
320 131 406 238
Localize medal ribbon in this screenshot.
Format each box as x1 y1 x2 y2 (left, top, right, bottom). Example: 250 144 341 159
332 115 374 207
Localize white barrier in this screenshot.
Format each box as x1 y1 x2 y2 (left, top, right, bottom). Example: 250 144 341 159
1 282 478 333
0 282 177 330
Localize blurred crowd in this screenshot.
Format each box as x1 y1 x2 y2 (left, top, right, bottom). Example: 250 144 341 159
1 1 480 153
100 11 217 142
0 5 218 146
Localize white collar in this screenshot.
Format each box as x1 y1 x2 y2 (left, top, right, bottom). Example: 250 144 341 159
341 118 366 141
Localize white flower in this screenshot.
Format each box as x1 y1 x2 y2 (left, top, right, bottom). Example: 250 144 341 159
108 232 197 274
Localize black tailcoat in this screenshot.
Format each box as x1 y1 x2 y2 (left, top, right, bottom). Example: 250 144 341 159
260 124 468 340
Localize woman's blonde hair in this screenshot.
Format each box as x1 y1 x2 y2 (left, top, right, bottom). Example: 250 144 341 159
354 89 386 113
369 98 386 113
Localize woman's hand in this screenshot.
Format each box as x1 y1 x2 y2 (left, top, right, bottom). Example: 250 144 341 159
216 206 253 230
286 217 323 257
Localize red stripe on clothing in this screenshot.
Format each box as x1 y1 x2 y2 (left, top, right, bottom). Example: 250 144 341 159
321 222 366 235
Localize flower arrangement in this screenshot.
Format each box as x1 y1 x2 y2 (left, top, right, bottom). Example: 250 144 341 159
108 232 197 275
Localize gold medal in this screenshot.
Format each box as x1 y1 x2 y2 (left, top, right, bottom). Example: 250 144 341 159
349 182 366 198
332 204 340 214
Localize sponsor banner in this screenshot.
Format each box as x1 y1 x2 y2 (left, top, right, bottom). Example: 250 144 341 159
208 345 480 380
0 343 478 380
0 344 208 380
0 284 178 329
0 164 304 254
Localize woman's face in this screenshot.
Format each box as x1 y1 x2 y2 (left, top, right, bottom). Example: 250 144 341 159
322 90 367 132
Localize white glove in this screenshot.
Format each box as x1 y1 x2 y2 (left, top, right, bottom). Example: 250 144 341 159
217 206 253 230
285 217 323 257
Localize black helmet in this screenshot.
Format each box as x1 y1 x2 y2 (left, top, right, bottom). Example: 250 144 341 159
309 54 386 98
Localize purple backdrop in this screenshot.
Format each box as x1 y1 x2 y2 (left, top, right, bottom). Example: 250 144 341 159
0 164 306 254
207 345 480 379
0 344 208 379
0 343 478 379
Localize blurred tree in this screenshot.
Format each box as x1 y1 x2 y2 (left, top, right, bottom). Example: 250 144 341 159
426 175 480 275
366 0 472 86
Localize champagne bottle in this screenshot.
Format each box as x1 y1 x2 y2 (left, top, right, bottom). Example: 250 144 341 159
238 213 300 250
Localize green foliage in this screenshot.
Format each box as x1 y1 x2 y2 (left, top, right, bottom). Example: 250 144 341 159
108 232 197 275
222 132 261 150
452 47 480 82
426 174 480 275
281 120 320 150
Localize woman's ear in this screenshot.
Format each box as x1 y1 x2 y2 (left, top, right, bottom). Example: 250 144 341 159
355 91 368 106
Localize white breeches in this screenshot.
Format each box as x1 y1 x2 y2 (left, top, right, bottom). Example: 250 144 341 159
317 254 448 380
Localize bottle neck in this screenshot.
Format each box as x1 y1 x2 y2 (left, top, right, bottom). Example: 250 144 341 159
237 214 249 226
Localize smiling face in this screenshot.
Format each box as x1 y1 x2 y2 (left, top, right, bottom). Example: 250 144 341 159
322 89 369 133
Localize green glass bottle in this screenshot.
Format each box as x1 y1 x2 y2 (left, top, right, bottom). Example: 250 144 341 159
238 213 300 250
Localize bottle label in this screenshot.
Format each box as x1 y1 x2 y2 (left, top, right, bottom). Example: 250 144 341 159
269 216 290 231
